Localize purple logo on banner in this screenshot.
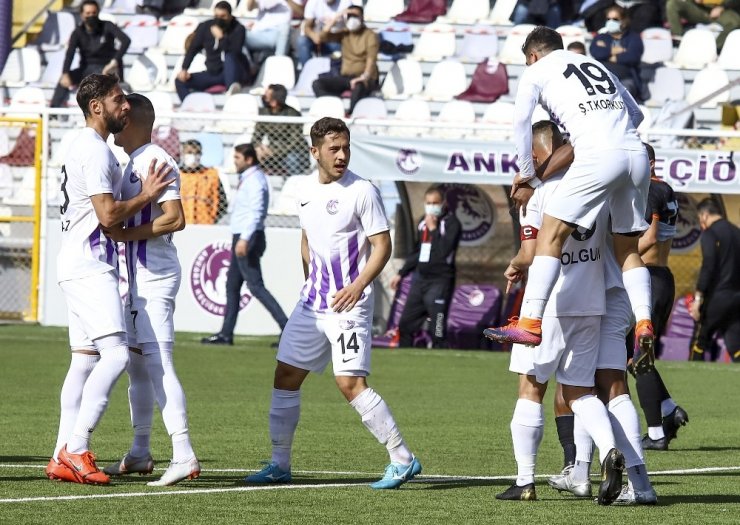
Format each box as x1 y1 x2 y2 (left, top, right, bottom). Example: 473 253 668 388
440 184 495 245
396 148 422 175
190 241 250 316
672 194 702 252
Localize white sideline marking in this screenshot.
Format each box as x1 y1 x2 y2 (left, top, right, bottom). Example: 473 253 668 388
1 464 740 504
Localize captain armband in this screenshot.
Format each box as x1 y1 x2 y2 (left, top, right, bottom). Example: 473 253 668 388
520 225 539 241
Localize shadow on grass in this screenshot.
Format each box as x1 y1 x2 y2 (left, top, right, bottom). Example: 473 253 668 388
659 494 740 504
0 455 49 463
415 478 512 490
671 446 740 453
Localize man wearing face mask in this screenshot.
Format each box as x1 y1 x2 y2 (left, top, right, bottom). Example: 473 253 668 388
296 0 353 67
51 0 131 109
390 186 462 348
179 140 227 225
311 4 379 115
175 1 248 101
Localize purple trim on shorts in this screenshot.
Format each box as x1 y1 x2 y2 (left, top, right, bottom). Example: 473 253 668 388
347 233 359 282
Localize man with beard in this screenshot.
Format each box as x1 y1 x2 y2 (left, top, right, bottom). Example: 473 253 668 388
46 74 173 485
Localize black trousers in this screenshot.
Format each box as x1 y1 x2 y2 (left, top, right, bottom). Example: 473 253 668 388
398 275 454 348
692 290 740 362
312 74 377 114
649 265 676 358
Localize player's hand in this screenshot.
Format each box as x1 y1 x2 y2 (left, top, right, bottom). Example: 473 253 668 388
503 262 526 294
424 214 438 231
331 282 363 313
235 239 248 257
689 301 701 321
142 159 175 201
101 222 127 241
512 186 534 217
176 69 191 82
390 274 401 290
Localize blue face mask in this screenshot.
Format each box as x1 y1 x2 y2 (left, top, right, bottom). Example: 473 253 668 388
424 204 443 217
604 19 622 33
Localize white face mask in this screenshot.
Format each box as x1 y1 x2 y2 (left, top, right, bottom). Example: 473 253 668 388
345 16 361 32
183 153 201 168
604 19 622 34
425 204 443 217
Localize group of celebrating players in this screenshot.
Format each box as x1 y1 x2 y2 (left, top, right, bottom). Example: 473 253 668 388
45 26 687 504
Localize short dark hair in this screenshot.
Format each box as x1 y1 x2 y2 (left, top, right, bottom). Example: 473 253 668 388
347 4 363 15
310 117 350 146
522 26 564 56
126 93 155 130
696 198 722 216
532 120 562 144
425 185 445 202
234 143 257 162
76 73 120 118
566 41 586 53
80 0 100 12
643 142 655 162
214 0 232 14
268 84 287 107
182 139 202 153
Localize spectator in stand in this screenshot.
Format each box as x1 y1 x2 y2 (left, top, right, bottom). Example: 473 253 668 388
51 0 130 109
296 0 353 67
245 0 293 61
589 6 646 102
252 84 311 176
179 140 227 225
567 41 587 54
582 0 663 35
666 0 740 50
312 5 379 115
511 0 562 29
175 1 248 101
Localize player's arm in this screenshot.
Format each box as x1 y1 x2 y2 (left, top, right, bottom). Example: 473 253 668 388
638 216 659 255
617 77 644 128
91 160 174 228
104 200 185 241
512 78 540 183
537 141 574 182
301 229 309 280
332 230 391 313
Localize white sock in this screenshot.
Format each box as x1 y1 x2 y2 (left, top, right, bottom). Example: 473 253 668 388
622 267 652 322
350 388 413 465
572 415 593 483
53 352 99 460
143 343 194 463
520 256 561 319
571 394 616 466
270 389 301 471
607 394 644 468
67 338 129 454
648 426 665 440
661 398 678 418
510 399 544 486
127 351 154 458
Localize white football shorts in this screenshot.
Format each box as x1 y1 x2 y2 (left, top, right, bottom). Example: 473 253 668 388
125 275 180 351
60 269 127 349
509 342 536 376
277 303 372 376
544 149 650 234
534 315 601 387
596 287 634 371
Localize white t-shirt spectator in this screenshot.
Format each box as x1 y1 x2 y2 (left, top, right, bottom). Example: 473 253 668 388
304 0 353 32
253 0 292 31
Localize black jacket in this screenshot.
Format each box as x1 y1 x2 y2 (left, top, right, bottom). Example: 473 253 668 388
399 213 462 280
696 218 740 297
182 19 246 75
63 21 131 72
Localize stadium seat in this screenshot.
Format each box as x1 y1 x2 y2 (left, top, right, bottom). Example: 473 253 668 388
687 65 730 108
380 57 424 99
640 27 674 65
364 0 405 22
412 23 457 61
456 25 498 63
388 98 431 137
499 24 536 64
646 66 685 107
0 165 11 202
285 94 301 112
151 125 181 162
38 48 71 88
128 50 169 92
104 0 138 14
49 128 82 168
1 48 42 86
478 101 515 140
254 55 296 93
718 29 740 70
98 11 118 24
218 93 259 133
378 21 413 59
123 15 160 54
394 0 447 24
446 284 503 350
486 0 517 25
195 132 224 168
305 96 345 133
352 97 387 120
157 15 200 55
291 57 330 96
180 92 216 113
33 10 77 51
669 28 717 69
421 59 467 101
637 104 652 132
271 174 309 215
457 59 509 103
8 86 46 117
556 25 586 49
439 0 490 24
4 167 37 206
432 99 476 138
167 53 207 91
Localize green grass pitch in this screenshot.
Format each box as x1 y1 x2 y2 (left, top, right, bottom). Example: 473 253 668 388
1 324 739 523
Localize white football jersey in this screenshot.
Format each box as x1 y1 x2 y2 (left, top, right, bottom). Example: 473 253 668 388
57 127 122 282
521 171 608 316
119 143 182 283
297 170 389 315
514 49 644 179
603 236 624 291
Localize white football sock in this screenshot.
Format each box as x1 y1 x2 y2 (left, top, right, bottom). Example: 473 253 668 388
622 267 652 322
571 394 617 466
143 343 194 463
661 398 678 418
572 415 592 483
270 389 301 471
350 388 413 465
607 394 644 468
510 399 544 486
53 352 99 460
648 426 665 440
67 336 129 454
519 256 561 319
127 351 154 458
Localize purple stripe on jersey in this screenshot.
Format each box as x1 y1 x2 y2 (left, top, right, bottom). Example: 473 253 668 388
330 250 344 293
106 238 116 266
319 259 330 310
347 233 360 282
137 204 151 267
304 252 319 305
88 227 101 253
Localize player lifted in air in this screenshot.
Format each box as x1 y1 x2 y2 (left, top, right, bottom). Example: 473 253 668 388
244 117 421 489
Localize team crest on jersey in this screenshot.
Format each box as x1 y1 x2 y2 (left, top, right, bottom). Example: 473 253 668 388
326 199 339 215
672 194 701 252
339 320 356 330
396 148 422 176
129 170 140 184
439 184 495 246
190 241 251 316
570 224 596 241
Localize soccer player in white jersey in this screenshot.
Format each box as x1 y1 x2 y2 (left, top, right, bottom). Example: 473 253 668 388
486 26 656 362
46 74 173 485
99 93 200 486
495 121 624 505
244 117 421 489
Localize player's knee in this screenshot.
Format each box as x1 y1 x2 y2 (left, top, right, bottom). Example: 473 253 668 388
336 375 367 401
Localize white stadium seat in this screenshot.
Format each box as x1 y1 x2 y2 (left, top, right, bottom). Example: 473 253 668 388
440 0 490 24
218 93 260 133
422 59 467 101
412 23 457 61
364 0 405 22
640 27 674 65
1 48 42 86
123 15 160 54
128 49 169 92
478 101 515 140
388 98 431 138
33 10 77 51
718 29 740 70
669 28 717 69
557 25 586 49
158 15 200 54
432 99 476 138
499 24 536 65
380 57 424 99
255 55 296 92
487 0 517 25
646 66 685 107
291 57 330 96
456 26 498 63
687 65 730 108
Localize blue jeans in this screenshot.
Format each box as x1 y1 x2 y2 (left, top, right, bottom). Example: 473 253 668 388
246 22 291 56
174 52 248 101
295 36 341 67
220 231 288 337
512 2 562 28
